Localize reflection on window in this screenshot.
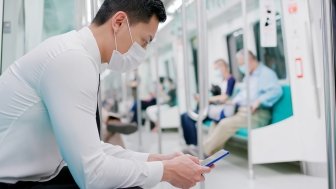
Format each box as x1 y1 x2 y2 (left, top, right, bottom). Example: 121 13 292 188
227 29 244 82
226 18 287 82
254 19 287 80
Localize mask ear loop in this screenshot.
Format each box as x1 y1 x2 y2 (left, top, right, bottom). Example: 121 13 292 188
114 30 118 51
125 17 134 43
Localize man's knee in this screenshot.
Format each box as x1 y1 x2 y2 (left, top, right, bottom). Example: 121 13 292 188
181 113 189 125
216 115 243 131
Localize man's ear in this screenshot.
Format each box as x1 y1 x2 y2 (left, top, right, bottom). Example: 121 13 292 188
111 11 127 33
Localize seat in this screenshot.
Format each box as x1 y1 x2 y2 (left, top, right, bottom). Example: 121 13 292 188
203 85 293 140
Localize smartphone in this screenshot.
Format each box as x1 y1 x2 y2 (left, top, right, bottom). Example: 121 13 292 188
200 149 230 167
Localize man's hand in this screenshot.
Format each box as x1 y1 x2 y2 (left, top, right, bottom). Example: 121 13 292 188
251 100 260 113
148 152 183 161
162 155 211 189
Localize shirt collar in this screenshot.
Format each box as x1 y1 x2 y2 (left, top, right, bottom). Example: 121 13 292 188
251 63 263 76
77 27 103 72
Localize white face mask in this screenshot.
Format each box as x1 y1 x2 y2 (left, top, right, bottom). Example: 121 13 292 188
108 17 146 73
214 69 223 80
239 65 247 75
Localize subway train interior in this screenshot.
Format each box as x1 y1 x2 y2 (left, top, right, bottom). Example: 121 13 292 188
0 0 335 189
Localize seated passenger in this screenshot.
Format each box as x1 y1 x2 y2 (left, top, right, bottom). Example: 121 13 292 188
101 98 137 146
181 59 236 146
129 77 160 125
202 50 283 156
146 77 178 131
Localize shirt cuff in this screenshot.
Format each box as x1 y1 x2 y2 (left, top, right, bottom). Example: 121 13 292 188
131 152 150 162
142 161 164 188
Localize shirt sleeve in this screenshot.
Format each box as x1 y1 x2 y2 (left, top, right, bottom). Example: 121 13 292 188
232 88 243 105
257 70 283 108
39 50 163 189
100 142 149 162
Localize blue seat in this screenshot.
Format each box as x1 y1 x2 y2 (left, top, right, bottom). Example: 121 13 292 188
203 85 293 140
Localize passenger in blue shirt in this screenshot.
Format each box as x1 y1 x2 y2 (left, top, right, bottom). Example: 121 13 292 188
183 50 283 157
202 50 283 156
181 59 236 148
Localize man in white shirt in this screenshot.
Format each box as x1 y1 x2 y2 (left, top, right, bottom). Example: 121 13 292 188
0 0 211 188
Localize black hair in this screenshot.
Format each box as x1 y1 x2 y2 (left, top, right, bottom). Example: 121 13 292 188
167 77 174 83
159 77 165 84
92 0 167 26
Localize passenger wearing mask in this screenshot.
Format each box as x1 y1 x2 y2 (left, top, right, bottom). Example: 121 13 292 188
181 59 236 151
186 50 283 157
146 77 178 131
129 76 161 126
0 1 211 188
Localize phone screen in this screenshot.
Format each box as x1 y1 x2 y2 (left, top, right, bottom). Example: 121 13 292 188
201 149 229 167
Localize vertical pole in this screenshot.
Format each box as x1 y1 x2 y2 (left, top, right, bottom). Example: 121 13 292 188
181 0 198 121
0 0 4 75
196 0 209 188
321 1 336 188
241 0 254 179
136 70 143 151
154 49 162 154
91 0 98 19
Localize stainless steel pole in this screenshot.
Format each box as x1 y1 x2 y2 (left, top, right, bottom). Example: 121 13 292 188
0 0 4 75
154 48 162 154
136 71 143 151
196 0 209 188
182 2 209 188
195 0 209 159
91 0 98 19
321 1 336 188
181 0 199 121
241 0 254 179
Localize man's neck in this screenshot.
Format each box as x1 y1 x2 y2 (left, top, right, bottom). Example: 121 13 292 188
89 24 111 63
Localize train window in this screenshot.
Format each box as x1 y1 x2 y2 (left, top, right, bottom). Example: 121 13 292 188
253 19 287 80
226 19 287 82
190 36 199 91
226 30 244 82
43 0 76 39
1 0 76 73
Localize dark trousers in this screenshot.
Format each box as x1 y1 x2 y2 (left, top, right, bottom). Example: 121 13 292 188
131 98 157 124
0 167 142 189
180 111 226 146
181 113 198 145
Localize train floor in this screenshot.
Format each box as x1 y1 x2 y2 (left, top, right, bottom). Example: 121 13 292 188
118 127 328 189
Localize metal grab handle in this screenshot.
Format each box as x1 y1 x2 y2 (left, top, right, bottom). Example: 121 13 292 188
195 1 209 189
154 48 162 154
135 70 143 151
321 1 336 189
90 0 98 19
181 0 199 121
241 0 254 179
195 0 209 121
194 0 209 166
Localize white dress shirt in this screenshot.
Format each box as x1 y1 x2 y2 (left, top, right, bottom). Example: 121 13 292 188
0 27 163 189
